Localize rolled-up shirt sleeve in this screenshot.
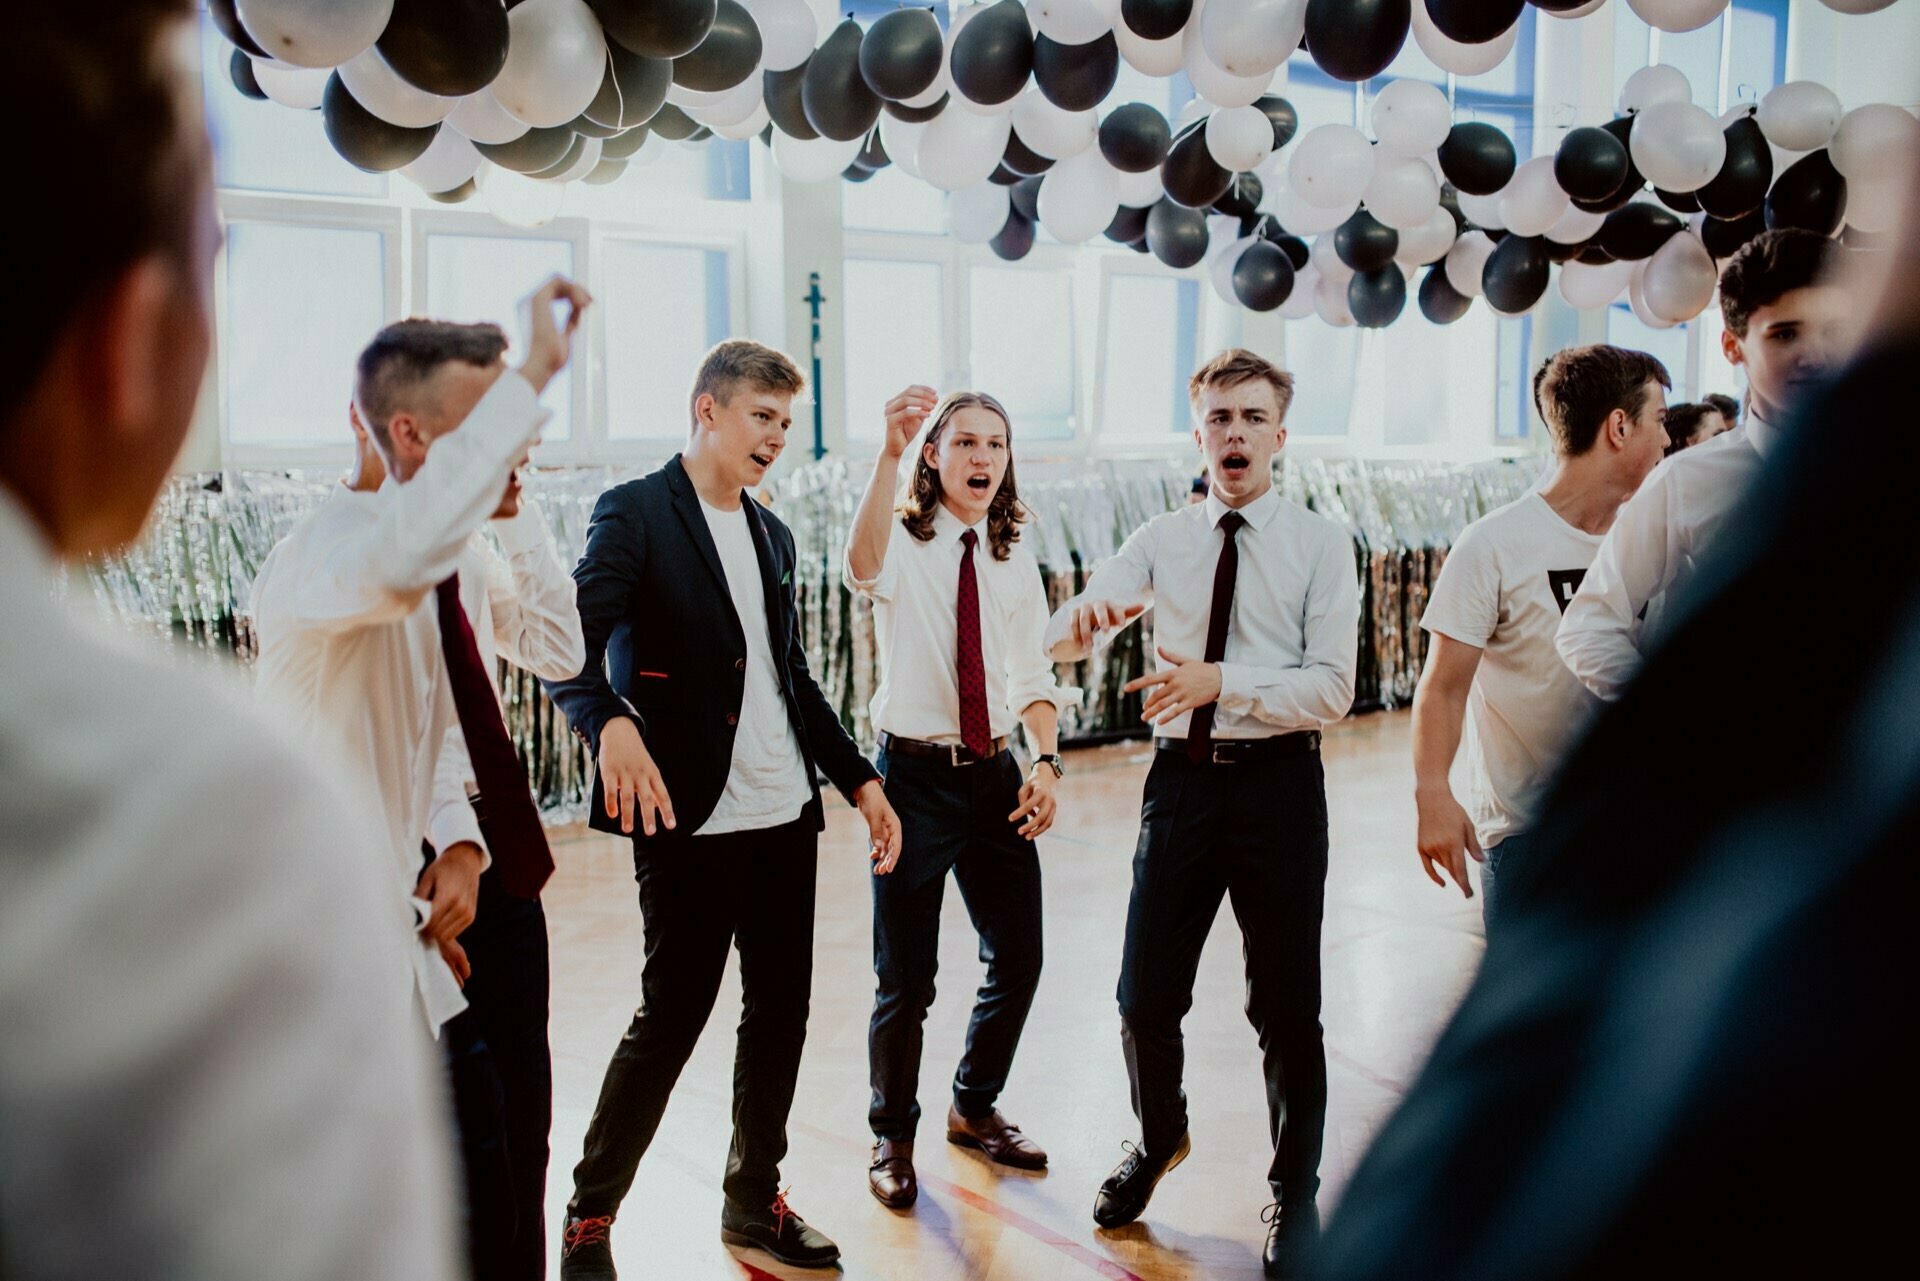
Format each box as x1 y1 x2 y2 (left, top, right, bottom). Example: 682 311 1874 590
1215 525 1361 728
1043 521 1157 662
1558 461 1679 702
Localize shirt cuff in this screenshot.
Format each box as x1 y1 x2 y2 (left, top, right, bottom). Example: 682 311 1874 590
1216 661 1254 714
492 499 552 555
428 804 491 872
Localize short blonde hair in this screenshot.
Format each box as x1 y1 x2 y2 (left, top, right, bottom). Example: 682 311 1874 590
689 339 805 427
1188 348 1296 420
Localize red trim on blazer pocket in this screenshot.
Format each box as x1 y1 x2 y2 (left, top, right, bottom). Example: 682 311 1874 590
636 671 670 680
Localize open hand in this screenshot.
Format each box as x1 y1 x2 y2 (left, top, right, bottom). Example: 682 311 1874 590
855 780 903 875
1125 647 1223 726
600 717 675 837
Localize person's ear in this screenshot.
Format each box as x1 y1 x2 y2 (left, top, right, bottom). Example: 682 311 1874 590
1275 424 1288 452
389 412 428 458
923 436 940 471
1607 408 1632 450
96 255 176 443
1721 326 1745 369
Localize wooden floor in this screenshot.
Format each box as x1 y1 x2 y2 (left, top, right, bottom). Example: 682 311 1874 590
540 710 1484 1280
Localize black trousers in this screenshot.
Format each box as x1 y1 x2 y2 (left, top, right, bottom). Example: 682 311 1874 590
1117 748 1330 1203
868 748 1043 1141
569 815 816 1218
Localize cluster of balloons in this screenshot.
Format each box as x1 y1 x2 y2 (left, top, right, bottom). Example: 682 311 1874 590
215 0 1914 327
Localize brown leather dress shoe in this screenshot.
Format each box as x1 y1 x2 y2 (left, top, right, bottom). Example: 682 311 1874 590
868 1138 917 1209
946 1104 1048 1170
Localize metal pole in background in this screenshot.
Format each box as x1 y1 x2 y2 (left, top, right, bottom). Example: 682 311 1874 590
806 271 826 460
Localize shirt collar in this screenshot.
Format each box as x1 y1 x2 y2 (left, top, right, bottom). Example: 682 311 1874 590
933 502 986 543
1204 485 1280 532
0 483 57 589
1743 406 1781 461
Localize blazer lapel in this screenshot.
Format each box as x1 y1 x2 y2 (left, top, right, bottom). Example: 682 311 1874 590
742 498 790 655
666 455 732 603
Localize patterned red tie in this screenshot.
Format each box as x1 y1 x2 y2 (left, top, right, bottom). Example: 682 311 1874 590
956 528 993 760
1186 511 1246 764
436 574 554 899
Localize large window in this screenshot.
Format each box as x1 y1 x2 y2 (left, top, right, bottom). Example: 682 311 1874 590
422 230 579 442
1097 273 1202 444
1285 321 1360 439
842 258 945 441
600 241 733 442
969 265 1077 441
1614 0 1789 110
1608 303 1693 399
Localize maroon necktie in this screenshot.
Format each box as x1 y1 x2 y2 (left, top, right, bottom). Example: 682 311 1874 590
956 528 993 760
436 574 554 899
1186 511 1246 764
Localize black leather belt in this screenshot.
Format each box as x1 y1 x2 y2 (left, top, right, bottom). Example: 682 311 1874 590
1153 731 1321 763
878 732 1009 766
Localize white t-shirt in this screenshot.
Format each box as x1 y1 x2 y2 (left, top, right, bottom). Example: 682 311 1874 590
1421 492 1606 850
697 495 813 835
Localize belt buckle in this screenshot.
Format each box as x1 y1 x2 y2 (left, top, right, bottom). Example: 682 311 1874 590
1211 743 1233 765
950 744 969 767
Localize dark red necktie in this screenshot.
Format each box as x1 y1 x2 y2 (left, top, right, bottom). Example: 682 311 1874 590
956 528 993 760
436 574 554 899
1186 511 1246 764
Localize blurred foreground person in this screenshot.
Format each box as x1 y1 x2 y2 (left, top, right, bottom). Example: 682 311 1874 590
1317 205 1916 1280
0 5 457 1278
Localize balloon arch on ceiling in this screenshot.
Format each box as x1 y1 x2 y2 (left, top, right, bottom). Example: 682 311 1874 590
218 0 1914 329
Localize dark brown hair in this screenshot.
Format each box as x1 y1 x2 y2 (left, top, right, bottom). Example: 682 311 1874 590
2 0 203 423
690 339 805 428
1537 344 1673 457
1188 348 1297 419
1703 392 1740 424
1719 228 1841 339
354 320 509 451
1662 402 1716 455
900 392 1026 561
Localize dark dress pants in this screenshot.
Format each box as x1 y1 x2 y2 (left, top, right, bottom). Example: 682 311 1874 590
568 814 817 1218
868 748 1044 1140
1117 747 1330 1203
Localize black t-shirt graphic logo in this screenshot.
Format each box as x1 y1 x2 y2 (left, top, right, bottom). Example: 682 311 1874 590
1548 569 1587 614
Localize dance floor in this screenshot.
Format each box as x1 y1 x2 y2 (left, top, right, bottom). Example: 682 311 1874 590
541 710 1484 1280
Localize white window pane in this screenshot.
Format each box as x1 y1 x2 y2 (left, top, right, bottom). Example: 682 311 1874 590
224 223 386 448
602 242 732 441
968 267 1076 441
1381 304 1502 446
1660 18 1725 108
199 14 386 199
1100 275 1200 443
1697 304 1744 404
1607 304 1691 395
1727 5 1782 106
1287 62 1358 130
1455 9 1536 98
843 260 944 441
425 234 575 440
1375 45 1448 87
1284 321 1358 436
1614 6 1655 114
844 163 948 233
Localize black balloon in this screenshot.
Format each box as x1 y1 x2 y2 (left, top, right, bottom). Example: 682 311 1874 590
803 20 882 141
647 104 703 141
322 73 438 173
1657 187 1701 214
527 134 589 180
1106 204 1152 244
571 113 624 139
1273 233 1311 270
1034 33 1120 113
1212 174 1263 220
584 155 629 184
1555 126 1630 202
1440 182 1466 232
427 177 479 204
1425 0 1523 44
230 49 267 102
1003 131 1056 177
210 0 264 58
861 9 945 102
1575 241 1616 264
377 0 510 98
765 62 818 140
1481 234 1549 313
479 125 577 173
1232 242 1296 312
1569 115 1647 213
1599 202 1684 260
952 0 1035 108
1146 199 1211 268
1697 116 1773 220
857 129 890 171
591 0 717 60
1544 236 1586 263
1305 0 1410 83
1121 0 1194 41
1701 208 1766 260
991 211 1037 261
674 0 762 92
1439 122 1517 196
1335 209 1400 272
1162 121 1233 209
1129 236 1153 254
990 163 1023 185
1101 104 1172 173
1011 175 1044 222
602 125 653 160
1349 266 1408 328
885 94 948 124
1419 263 1473 323
843 163 875 183
1257 96 1301 150
1766 149 1848 235
586 42 671 129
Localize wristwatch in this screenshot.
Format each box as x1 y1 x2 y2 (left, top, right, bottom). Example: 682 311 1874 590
1033 753 1066 779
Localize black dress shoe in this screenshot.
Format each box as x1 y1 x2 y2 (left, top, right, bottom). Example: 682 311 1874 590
1091 1132 1192 1228
1261 1199 1320 1279
720 1191 841 1268
869 1138 918 1209
560 1215 617 1279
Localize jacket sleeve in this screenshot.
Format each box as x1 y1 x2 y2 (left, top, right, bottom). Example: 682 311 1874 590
778 523 881 802
540 486 644 756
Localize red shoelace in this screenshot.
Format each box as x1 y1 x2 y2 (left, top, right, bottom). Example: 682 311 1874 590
563 1216 613 1256
770 1189 795 1238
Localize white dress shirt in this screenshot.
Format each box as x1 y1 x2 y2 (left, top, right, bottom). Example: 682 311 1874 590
1044 487 1362 737
0 488 458 1280
847 505 1070 743
1557 412 1780 702
249 371 546 1030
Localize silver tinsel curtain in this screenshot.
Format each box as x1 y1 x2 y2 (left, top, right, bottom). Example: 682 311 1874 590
83 456 1535 814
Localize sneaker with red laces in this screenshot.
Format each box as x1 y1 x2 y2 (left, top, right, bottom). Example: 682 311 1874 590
560 1215 616 1279
719 1189 840 1268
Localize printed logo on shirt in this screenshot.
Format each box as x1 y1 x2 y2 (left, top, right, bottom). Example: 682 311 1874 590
1547 569 1588 614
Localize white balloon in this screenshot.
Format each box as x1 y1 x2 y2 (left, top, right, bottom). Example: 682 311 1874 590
1371 79 1452 158
1816 0 1899 11
541 136 604 184
773 131 864 183
1013 88 1097 159
1115 164 1168 206
401 127 482 192
1031 0 1118 45
1115 18 1186 78
1207 106 1277 172
1038 146 1122 243
743 0 818 74
476 162 566 227
1641 229 1717 323
713 101 772 141
235 0 392 69
1845 171 1905 234
688 74 767 128
880 113 931 179
949 182 1014 243
1559 257 1635 309
1545 204 1606 244
1314 271 1355 326
1184 9 1272 110
1396 206 1458 265
1276 184 1358 234
1364 153 1441 229
624 129 669 167
1756 81 1844 152
1211 235 1255 305
1457 188 1506 230
1625 0 1729 35
902 67 953 111
917 109 1013 191
1198 0 1307 81
1279 263 1320 318
1830 103 1920 182
1627 259 1677 329
1311 234 1354 283
339 45 456 128
1445 230 1496 298
1630 101 1726 192
1411 3 1519 78
449 90 531 145
1619 64 1692 116
492 0 607 128
1500 156 1570 237
251 58 329 111
1289 124 1374 209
